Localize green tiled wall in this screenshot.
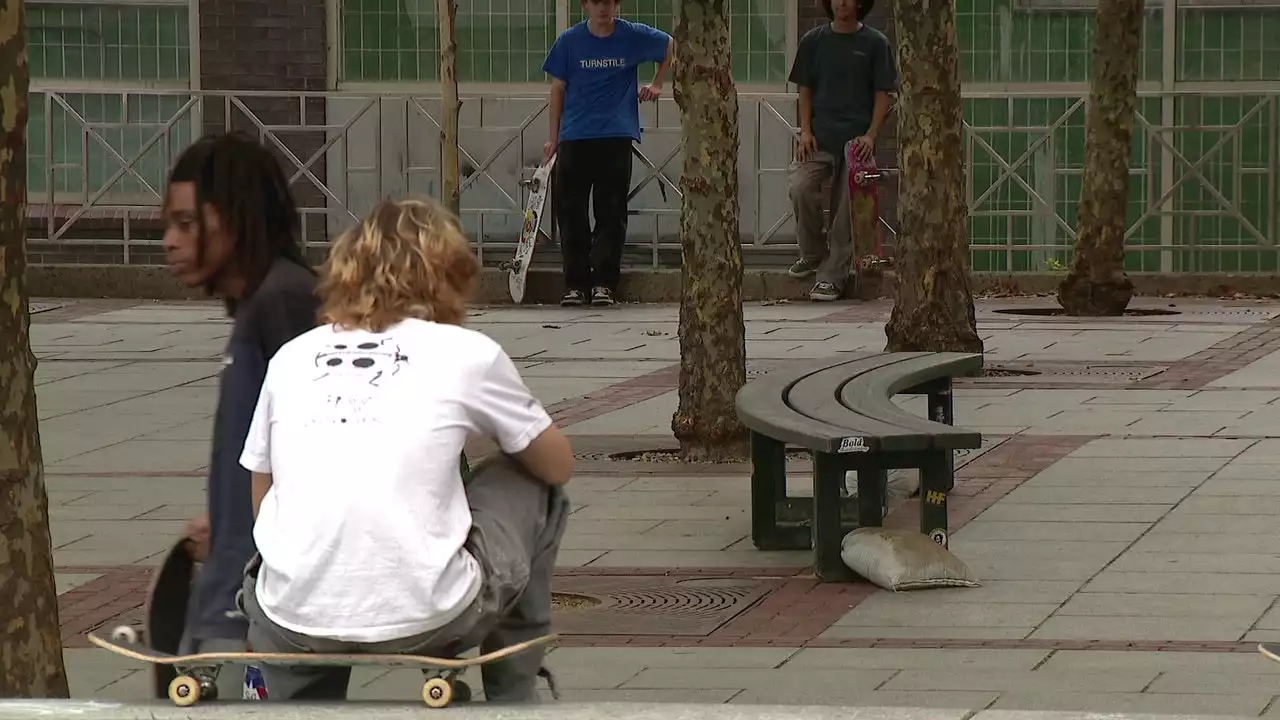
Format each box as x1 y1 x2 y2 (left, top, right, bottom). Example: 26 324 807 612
958 2 1280 271
26 2 192 203
342 0 787 84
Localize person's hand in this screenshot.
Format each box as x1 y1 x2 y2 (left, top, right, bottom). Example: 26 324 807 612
796 131 817 162
543 140 557 164
852 134 876 161
185 514 210 562
639 83 663 102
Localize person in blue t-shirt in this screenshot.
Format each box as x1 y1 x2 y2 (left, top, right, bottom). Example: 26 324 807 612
541 0 674 308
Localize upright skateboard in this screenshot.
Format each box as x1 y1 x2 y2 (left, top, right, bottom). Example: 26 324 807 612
845 140 892 278
89 629 558 708
139 538 198 699
500 155 556 303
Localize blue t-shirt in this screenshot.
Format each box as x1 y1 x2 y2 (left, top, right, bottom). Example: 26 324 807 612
542 19 671 143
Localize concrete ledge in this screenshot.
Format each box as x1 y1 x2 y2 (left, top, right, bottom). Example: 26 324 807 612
24 263 1280 304
0 702 1253 720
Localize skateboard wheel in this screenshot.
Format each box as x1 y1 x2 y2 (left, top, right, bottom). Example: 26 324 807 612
453 679 473 703
168 676 201 707
422 677 453 708
110 625 139 644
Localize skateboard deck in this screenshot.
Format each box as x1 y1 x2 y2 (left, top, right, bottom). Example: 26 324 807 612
500 155 556 304
845 141 891 278
144 537 197 699
1258 642 1280 665
88 630 558 708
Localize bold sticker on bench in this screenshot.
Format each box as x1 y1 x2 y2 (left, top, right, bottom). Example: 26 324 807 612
929 528 948 546
838 436 869 453
925 490 946 505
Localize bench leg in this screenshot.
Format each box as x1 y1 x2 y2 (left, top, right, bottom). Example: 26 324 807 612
750 433 788 550
813 452 855 582
919 450 950 548
927 380 957 492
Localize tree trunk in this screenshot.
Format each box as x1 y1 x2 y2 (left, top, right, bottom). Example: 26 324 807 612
1056 0 1141 316
670 0 748 462
438 0 461 217
0 0 70 698
884 0 983 354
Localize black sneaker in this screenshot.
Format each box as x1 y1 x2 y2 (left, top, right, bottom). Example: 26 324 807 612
591 287 615 306
560 289 585 307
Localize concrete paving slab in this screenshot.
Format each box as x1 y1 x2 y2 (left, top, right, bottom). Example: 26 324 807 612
1086 571 1280 595
882 669 1158 693
957 521 1150 542
989 692 1271 715
1037 649 1280 674
782 648 1051 671
975 504 1173 523
1056 592 1273 618
1176 496 1280 515
999 485 1195 504
1067 438 1254 458
586 550 811 568
1129 533 1280 554
549 648 799 669
621 668 897 692
1192 479 1280 495
1020 471 1212 488
729 689 1002 708
1110 551 1280 574
1150 513 1280 534
1029 616 1254 641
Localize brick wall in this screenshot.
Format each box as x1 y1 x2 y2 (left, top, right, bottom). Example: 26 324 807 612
798 0 901 245
198 0 330 244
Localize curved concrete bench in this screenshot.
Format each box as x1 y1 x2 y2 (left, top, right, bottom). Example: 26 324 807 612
734 351 983 581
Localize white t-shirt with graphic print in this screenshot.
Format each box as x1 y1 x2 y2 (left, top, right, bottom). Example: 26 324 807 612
238 318 552 643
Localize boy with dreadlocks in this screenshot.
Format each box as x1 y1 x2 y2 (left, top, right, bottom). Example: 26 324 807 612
162 132 321 697
786 0 898 302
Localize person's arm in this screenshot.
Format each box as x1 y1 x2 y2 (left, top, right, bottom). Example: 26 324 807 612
866 34 901 144
787 31 817 160
798 86 815 137
466 348 573 486
548 78 566 149
542 35 571 159
239 372 275 516
650 36 675 89
251 472 273 518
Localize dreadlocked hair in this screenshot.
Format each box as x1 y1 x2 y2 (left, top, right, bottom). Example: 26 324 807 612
822 0 875 21
165 132 312 305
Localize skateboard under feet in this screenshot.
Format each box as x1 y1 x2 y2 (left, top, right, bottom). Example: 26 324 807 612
89 628 558 708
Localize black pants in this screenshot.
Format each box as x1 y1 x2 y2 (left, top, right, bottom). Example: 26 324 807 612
554 137 633 293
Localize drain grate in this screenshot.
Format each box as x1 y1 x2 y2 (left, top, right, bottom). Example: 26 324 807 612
551 575 777 636
964 362 1166 385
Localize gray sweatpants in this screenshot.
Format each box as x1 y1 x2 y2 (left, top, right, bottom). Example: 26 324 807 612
240 454 570 702
790 150 854 289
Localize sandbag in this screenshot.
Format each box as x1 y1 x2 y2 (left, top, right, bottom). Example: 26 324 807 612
841 527 981 591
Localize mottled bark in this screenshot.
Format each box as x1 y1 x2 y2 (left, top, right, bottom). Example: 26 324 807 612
0 0 69 698
1056 0 1141 316
884 0 982 354
438 0 461 217
670 0 747 462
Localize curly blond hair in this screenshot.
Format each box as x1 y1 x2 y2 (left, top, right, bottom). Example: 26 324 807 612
319 198 478 332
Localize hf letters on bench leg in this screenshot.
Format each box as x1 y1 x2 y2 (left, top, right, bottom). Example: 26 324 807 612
812 452 855 582
926 379 958 492
750 432 789 550
918 449 951 548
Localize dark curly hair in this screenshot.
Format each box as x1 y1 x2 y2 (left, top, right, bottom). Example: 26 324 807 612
823 0 875 21
165 132 312 307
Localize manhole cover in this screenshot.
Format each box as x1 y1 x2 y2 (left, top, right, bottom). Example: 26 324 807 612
552 575 777 636
992 307 1181 317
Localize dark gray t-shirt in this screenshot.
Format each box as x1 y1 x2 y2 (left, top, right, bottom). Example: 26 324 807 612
788 23 899 157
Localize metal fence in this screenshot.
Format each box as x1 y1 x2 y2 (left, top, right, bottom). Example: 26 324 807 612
24 86 1280 272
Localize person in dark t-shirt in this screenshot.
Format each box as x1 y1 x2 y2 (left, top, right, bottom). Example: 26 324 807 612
787 0 899 302
160 132 321 698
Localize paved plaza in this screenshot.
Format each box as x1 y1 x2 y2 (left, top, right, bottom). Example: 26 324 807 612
29 295 1280 714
